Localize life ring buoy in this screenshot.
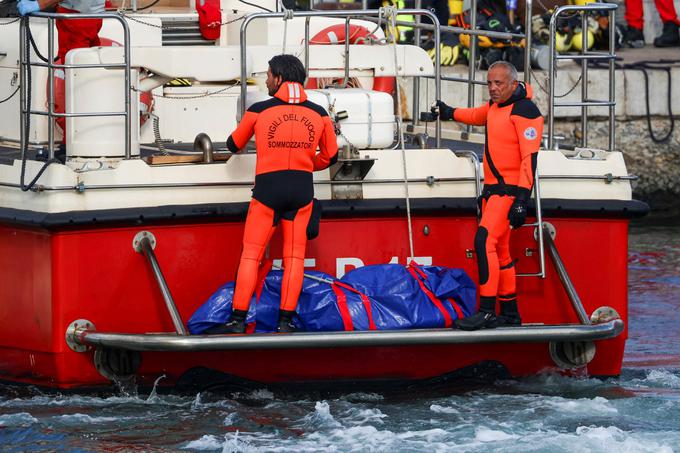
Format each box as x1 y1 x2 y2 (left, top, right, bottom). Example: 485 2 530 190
305 24 395 94
48 37 154 134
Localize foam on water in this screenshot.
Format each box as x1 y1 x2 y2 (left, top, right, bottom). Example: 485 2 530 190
0 412 38 426
184 434 226 450
430 403 460 414
57 413 130 424
1 225 679 452
541 396 618 415
474 426 518 442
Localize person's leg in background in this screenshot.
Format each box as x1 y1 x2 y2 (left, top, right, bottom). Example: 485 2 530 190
624 0 646 47
652 0 680 46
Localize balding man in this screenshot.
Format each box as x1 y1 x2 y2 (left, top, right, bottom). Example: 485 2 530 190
436 61 544 330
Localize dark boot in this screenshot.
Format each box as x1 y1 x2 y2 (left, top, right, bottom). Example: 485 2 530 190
204 309 247 334
653 21 680 47
277 309 297 333
496 299 522 327
455 296 497 331
624 26 645 48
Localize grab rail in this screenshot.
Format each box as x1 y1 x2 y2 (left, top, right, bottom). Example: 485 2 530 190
20 12 132 160
73 320 623 351
547 3 617 151
239 8 442 146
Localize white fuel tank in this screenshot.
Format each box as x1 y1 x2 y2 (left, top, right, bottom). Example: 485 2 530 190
243 88 396 150
306 88 395 150
65 47 140 158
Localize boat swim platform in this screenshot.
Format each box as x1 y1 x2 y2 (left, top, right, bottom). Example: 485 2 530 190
70 319 624 352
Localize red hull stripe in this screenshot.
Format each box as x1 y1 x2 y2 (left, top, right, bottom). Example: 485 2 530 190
407 266 453 328
331 283 355 331
334 281 377 330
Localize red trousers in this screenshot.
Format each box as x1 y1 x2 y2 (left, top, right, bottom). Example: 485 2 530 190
55 6 102 62
54 6 102 140
232 198 313 313
475 195 516 302
625 0 680 30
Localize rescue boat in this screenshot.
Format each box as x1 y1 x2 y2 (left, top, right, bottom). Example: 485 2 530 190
0 0 646 391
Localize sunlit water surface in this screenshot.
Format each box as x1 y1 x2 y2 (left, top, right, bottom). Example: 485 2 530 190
1 223 678 452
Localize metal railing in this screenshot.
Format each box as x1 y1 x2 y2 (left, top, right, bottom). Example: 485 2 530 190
239 8 442 146
516 173 546 278
20 12 132 160
401 0 532 131
548 3 617 151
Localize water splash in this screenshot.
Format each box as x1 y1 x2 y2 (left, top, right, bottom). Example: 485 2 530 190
145 374 167 403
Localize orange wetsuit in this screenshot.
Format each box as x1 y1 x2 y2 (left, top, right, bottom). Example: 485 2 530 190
447 82 543 310
227 81 338 314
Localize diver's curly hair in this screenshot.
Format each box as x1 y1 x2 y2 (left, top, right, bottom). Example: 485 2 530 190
268 54 306 85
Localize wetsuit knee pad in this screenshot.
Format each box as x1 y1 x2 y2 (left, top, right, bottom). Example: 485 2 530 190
474 226 489 285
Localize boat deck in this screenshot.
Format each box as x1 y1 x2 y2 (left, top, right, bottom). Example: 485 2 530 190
0 137 485 165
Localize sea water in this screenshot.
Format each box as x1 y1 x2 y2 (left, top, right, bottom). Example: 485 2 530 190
1 222 678 452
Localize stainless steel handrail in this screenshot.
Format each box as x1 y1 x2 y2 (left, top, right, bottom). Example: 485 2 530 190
239 9 442 146
384 0 532 137
0 172 636 192
73 319 623 351
517 172 546 278
543 224 591 325
548 3 617 151
20 12 132 160
134 232 188 335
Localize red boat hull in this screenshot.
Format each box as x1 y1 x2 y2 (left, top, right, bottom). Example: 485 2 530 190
0 214 628 389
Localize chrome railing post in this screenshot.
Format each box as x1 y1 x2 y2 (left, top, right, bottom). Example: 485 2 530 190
19 18 26 161
580 11 588 148
547 4 617 151
523 0 532 83
466 0 478 138
134 231 187 336
534 172 545 278
121 15 131 160
47 17 54 159
411 0 421 127
433 12 441 147
608 8 616 151
32 12 133 159
304 16 310 82
344 17 350 88
240 9 441 145
544 226 591 325
548 12 557 150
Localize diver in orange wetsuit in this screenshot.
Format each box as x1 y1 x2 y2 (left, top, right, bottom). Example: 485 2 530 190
435 61 543 330
208 54 338 334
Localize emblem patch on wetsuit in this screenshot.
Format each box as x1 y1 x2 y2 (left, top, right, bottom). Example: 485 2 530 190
524 127 538 140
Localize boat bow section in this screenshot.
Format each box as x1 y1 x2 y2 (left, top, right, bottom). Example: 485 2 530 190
73 320 624 352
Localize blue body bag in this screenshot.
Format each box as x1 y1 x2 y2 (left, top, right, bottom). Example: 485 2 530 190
187 264 477 334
